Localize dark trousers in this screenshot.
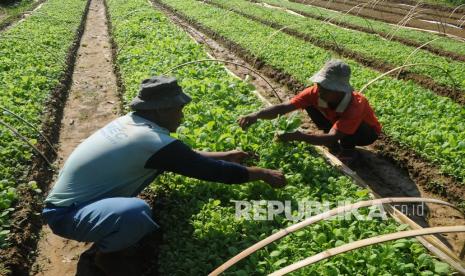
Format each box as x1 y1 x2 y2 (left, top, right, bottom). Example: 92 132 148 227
305 106 378 149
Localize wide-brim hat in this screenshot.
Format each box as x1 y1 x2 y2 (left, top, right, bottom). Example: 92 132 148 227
130 76 192 110
309 59 353 94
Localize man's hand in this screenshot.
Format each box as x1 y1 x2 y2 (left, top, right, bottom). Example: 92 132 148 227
224 150 250 164
247 167 287 188
276 131 305 142
237 114 258 130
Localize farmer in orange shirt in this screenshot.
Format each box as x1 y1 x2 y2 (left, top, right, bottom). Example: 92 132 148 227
238 59 381 164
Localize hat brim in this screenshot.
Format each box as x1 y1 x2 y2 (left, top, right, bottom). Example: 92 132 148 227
310 74 353 94
130 92 192 110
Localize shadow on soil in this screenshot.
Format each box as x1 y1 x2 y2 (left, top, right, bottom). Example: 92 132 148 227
353 148 455 249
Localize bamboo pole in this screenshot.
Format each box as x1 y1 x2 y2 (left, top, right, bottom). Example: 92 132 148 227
270 226 465 276
208 197 457 276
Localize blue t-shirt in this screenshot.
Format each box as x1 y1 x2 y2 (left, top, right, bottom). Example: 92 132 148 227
45 113 175 207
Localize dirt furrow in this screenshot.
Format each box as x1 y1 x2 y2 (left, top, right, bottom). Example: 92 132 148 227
30 0 120 275
289 0 465 39
251 1 465 62
208 0 465 106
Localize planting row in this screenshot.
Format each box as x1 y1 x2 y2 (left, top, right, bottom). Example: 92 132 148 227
0 0 87 248
210 0 465 95
158 0 465 185
107 0 451 274
258 0 465 58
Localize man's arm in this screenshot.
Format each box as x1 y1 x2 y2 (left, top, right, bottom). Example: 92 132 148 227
194 150 249 164
238 102 297 129
146 140 286 187
278 128 345 147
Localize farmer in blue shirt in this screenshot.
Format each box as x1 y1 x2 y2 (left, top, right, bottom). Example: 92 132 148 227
43 76 286 275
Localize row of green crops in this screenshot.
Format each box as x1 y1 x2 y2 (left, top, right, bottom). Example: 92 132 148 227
107 0 451 274
210 0 465 93
0 0 87 248
257 0 465 58
159 0 465 185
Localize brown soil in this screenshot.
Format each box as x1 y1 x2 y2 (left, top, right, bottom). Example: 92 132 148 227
0 0 91 274
0 0 46 32
153 0 465 259
360 0 464 18
387 0 465 14
332 0 464 25
30 0 120 275
290 0 465 39
257 1 465 62
210 0 465 106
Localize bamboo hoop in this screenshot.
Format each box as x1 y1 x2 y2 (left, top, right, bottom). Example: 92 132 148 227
395 38 441 79
370 0 384 9
209 197 457 276
320 1 376 34
0 119 54 169
387 1 425 40
388 10 426 40
458 14 465 28
163 59 282 102
325 3 365 24
0 105 57 154
270 226 465 276
448 4 465 19
353 1 372 16
359 63 457 96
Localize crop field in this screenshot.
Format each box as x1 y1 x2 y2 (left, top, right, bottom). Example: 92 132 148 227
0 0 464 275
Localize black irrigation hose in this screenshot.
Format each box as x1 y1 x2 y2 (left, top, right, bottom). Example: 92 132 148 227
0 118 54 169
163 59 283 102
0 105 57 154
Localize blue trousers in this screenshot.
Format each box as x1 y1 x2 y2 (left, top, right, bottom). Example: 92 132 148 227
42 197 159 252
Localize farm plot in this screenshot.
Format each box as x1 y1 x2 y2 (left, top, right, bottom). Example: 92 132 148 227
255 0 465 60
287 0 465 40
207 0 465 103
107 0 453 274
0 0 87 250
157 0 465 187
